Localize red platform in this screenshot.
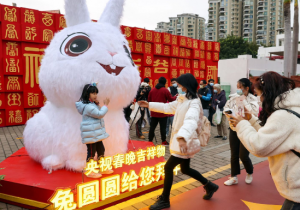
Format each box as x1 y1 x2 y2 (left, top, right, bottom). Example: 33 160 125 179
142 161 284 210
0 140 165 209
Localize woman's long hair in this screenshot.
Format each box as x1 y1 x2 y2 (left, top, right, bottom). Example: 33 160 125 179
254 71 295 126
78 84 99 104
176 73 198 99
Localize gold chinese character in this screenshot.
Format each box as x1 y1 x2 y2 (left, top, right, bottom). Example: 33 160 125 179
24 10 35 24
25 27 37 41
171 69 177 78
5 24 18 39
50 189 77 210
77 180 99 208
146 31 152 41
172 46 178 56
215 43 220 51
207 66 218 81
43 29 53 42
146 56 152 65
171 58 177 67
121 170 139 193
112 154 124 169
59 16 67 29
200 42 205 50
200 71 205 78
144 67 151 78
193 40 198 48
42 13 54 27
200 51 205 59
207 52 212 60
24 47 44 88
172 36 177 45
185 60 190 68
4 7 17 22
15 110 22 123
154 162 166 182
200 61 206 70
194 70 200 78
146 146 157 160
186 69 191 74
164 46 170 56
180 48 185 57
7 77 20 91
6 58 19 73
99 156 113 172
156 145 165 158
194 60 199 69
26 109 39 120
128 40 133 51
155 44 162 54
180 69 185 75
9 111 14 123
135 42 143 52
145 43 152 54
179 59 184 67
124 27 131 38
154 33 161 43
7 93 21 107
101 174 120 200
154 59 168 73
84 159 99 176
214 53 219 61
125 151 136 165
187 38 192 48
28 93 39 107
173 165 181 175
6 42 18 56
180 38 186 46
135 149 146 163
136 29 143 39
186 49 191 57
207 42 212 51
139 166 155 187
164 34 170 44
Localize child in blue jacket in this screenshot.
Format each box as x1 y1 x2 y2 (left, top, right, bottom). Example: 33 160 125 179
76 83 113 178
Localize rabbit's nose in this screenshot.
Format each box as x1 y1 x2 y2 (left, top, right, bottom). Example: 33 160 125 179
108 51 117 57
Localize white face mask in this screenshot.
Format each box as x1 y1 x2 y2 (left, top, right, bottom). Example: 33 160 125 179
172 83 178 87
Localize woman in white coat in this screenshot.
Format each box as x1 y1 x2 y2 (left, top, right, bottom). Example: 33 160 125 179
139 74 219 210
228 72 300 210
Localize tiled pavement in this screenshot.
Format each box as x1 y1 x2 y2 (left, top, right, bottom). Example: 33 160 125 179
0 122 267 210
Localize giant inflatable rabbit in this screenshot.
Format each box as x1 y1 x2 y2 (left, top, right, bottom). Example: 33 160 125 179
23 0 140 172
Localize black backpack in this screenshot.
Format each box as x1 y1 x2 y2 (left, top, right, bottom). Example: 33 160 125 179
282 109 300 158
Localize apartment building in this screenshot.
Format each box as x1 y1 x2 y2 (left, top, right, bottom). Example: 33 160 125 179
207 0 283 46
155 13 206 40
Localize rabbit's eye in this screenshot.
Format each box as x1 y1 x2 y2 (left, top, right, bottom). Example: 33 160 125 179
60 34 92 57
123 45 135 67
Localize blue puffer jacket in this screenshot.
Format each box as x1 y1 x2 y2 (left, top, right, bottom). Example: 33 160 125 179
75 101 109 144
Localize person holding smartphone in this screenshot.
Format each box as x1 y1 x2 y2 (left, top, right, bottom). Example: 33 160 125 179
223 78 259 186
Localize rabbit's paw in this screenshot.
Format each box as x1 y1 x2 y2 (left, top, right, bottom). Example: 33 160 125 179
41 155 65 171
65 159 86 172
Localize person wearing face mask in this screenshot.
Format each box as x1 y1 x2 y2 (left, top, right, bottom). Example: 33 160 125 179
223 78 259 186
166 78 179 137
228 72 300 210
208 79 216 127
198 80 212 118
138 73 219 210
212 84 228 140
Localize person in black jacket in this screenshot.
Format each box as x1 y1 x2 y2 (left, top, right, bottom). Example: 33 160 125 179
166 78 178 137
208 79 216 127
212 84 228 140
198 80 211 118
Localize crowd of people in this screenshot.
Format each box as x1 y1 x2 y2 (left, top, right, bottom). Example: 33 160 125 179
76 71 300 210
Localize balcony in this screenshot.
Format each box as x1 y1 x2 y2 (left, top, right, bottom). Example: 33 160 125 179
244 24 250 29
209 7 213 11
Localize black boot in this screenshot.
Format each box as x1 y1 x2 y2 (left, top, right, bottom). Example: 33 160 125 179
149 195 170 210
203 181 219 200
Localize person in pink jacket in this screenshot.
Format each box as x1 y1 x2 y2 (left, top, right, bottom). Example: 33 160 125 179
139 73 219 210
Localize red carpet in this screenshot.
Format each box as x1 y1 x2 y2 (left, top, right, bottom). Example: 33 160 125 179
142 161 284 210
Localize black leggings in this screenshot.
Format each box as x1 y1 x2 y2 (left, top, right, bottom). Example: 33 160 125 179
229 129 253 176
86 141 105 161
149 117 167 142
162 155 208 199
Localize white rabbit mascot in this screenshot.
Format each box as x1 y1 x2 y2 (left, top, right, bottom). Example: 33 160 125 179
23 0 140 172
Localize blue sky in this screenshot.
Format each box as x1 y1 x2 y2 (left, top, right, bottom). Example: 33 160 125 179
0 0 209 30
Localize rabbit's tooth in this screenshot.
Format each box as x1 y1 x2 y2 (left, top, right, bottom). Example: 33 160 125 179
110 64 116 70
112 73 116 76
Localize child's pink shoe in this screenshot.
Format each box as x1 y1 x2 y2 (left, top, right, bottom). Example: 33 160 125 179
101 170 114 175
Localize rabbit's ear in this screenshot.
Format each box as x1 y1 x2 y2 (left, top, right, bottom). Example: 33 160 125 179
98 0 125 27
65 0 91 27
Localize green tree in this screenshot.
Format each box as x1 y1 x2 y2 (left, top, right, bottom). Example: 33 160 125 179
218 35 259 60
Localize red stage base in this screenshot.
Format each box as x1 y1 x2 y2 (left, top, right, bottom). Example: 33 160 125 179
0 140 165 210
142 161 284 210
